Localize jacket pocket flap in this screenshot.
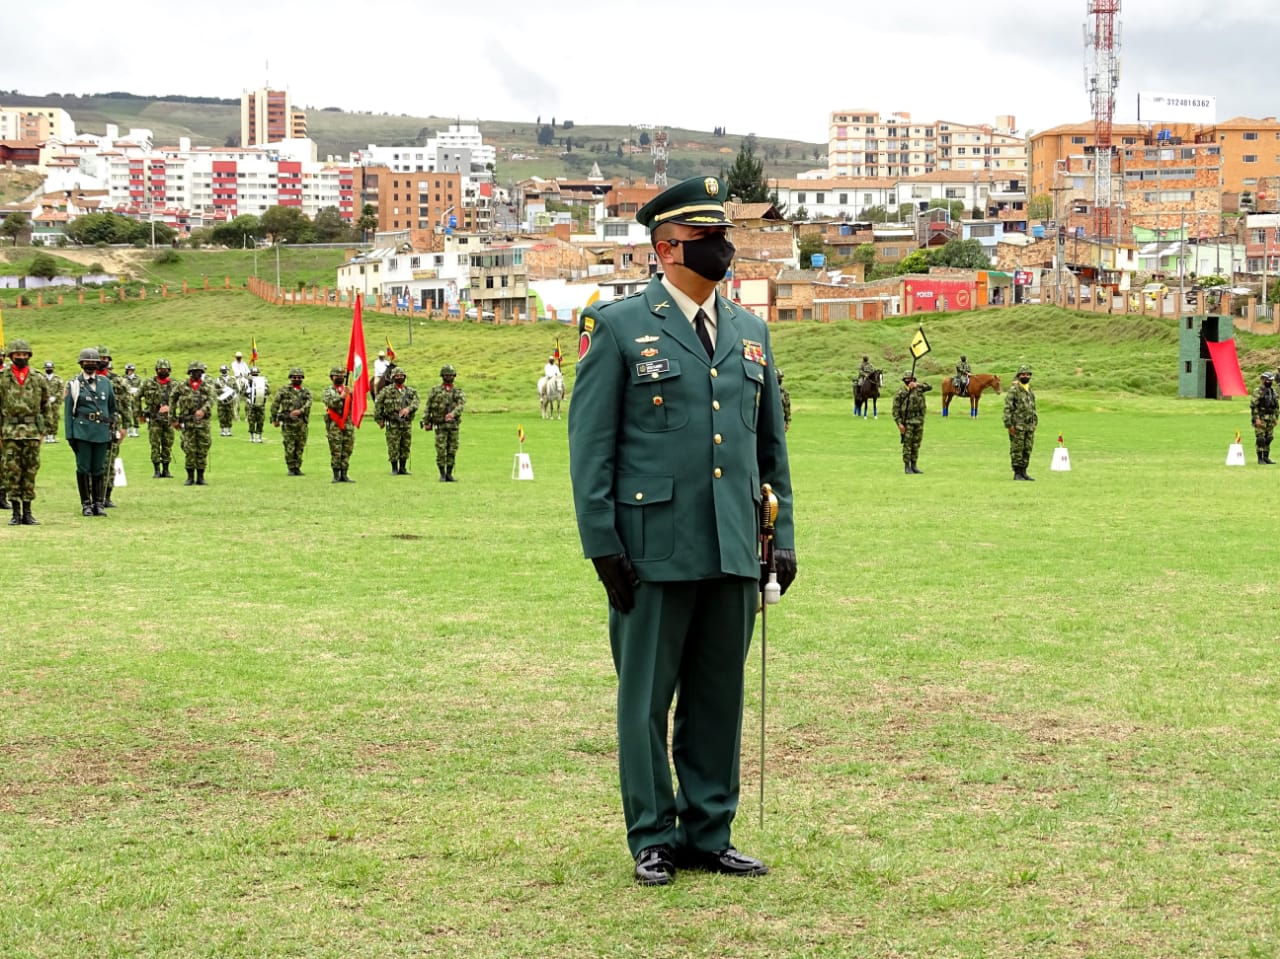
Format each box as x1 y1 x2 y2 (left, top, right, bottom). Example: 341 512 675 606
616 474 674 506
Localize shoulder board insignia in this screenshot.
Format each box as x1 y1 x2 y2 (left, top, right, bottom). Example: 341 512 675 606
634 335 659 344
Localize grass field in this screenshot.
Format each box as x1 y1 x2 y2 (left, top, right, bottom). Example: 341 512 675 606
4 296 1280 958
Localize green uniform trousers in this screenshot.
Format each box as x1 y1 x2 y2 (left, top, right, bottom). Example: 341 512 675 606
326 421 355 469
179 425 212 470
148 421 174 464
900 422 923 464
2 438 42 500
433 425 459 471
609 576 757 857
1009 428 1036 470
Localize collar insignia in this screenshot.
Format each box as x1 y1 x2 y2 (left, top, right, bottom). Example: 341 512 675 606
652 300 671 312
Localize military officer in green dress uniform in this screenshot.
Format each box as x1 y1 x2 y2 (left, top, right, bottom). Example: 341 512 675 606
322 366 357 483
567 175 797 887
64 347 119 516
170 360 216 485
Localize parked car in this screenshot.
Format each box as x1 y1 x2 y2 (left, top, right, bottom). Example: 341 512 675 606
464 306 496 321
1142 282 1169 303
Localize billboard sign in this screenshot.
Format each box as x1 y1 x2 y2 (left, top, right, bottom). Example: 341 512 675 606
1137 91 1216 124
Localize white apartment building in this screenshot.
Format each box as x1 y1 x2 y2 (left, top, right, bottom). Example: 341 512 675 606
827 110 1025 179
0 104 76 142
768 178 897 220
352 124 496 173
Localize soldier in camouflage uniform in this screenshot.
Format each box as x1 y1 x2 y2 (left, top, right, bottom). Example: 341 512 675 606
777 368 791 432
1002 364 1038 481
42 360 62 443
97 347 132 507
138 358 177 478
214 364 238 437
1249 371 1279 465
0 339 52 524
244 365 270 442
322 365 357 483
271 367 312 475
421 363 465 481
892 370 932 474
170 361 216 485
375 366 419 475
122 363 143 436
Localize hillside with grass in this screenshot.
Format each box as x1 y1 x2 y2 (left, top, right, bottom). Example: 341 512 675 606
2 92 827 184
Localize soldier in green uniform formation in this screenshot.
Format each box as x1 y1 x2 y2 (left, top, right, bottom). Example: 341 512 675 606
122 363 142 437
64 347 119 517
1003 364 1038 480
98 347 131 507
421 364 465 481
0 339 52 525
1249 370 1278 465
375 366 419 475
322 365 357 483
892 370 932 474
170 360 215 485
777 368 791 432
245 366 269 442
215 365 238 437
139 358 177 478
567 175 796 887
42 361 62 443
271 367 312 475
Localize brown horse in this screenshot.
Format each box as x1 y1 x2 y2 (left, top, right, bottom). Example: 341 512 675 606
941 373 1001 418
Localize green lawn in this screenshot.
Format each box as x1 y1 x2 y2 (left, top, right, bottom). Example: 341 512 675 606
3 297 1280 958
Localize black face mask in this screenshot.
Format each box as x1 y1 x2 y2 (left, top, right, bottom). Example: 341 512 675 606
190 373 203 381
332 377 345 386
1019 376 1031 385
81 364 99 375
674 234 735 282
291 378 304 386
11 357 29 369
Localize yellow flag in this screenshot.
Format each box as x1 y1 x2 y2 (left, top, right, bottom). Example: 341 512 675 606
910 326 931 360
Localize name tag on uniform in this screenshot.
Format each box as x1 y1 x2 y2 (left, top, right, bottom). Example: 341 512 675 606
635 359 670 377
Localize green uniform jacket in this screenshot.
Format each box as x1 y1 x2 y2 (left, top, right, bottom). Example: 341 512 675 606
892 381 932 424
375 383 420 424
568 277 793 582
64 370 118 443
1003 382 1038 430
322 384 356 431
422 384 465 429
0 368 50 439
270 385 312 425
1249 383 1279 422
170 378 215 428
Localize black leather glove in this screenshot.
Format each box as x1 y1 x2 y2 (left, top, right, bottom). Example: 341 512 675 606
769 549 797 596
592 553 640 613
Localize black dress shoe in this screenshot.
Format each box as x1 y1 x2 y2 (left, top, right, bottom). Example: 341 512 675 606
684 847 769 877
634 844 676 886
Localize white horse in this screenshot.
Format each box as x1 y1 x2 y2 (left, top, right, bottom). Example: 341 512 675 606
538 371 565 420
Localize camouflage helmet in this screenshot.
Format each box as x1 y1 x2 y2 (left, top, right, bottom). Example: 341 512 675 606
289 367 305 378
44 360 54 371
392 367 407 380
78 347 101 364
6 338 32 356
1262 372 1275 382
902 370 916 382
775 368 784 382
1017 365 1032 376
155 357 171 372
330 366 346 378
440 364 457 377
96 345 112 359
187 360 206 374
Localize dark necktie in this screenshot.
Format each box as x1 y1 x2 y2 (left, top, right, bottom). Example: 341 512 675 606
693 309 714 359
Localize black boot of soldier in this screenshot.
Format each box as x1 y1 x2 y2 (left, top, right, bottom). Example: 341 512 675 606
0 489 7 509
21 501 38 526
161 461 172 478
91 475 109 516
399 460 410 475
185 469 196 486
332 468 341 483
9 500 20 525
445 469 456 482
1021 467 1035 481
341 469 354 483
78 474 94 516
912 460 924 474
196 470 207 486
1014 468 1026 481
390 462 400 475
153 461 161 478
904 463 913 474
439 468 447 482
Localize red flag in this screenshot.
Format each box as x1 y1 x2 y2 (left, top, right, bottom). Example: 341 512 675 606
341 297 370 428
1204 338 1247 397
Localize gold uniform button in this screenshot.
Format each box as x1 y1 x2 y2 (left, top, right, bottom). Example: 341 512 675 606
712 400 721 411
634 492 644 501
713 468 722 479
714 434 723 445
710 368 718 378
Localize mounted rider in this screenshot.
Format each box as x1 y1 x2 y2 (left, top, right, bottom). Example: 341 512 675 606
954 355 972 396
855 355 876 390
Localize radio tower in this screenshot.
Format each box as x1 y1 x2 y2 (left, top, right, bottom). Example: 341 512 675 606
1084 0 1121 242
652 129 669 187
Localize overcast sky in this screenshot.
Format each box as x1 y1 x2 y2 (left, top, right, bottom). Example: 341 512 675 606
5 0 1278 142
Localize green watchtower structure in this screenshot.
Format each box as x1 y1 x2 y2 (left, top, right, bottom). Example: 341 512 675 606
1178 314 1233 399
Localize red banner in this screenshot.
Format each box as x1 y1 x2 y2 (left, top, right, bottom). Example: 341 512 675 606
1205 338 1247 397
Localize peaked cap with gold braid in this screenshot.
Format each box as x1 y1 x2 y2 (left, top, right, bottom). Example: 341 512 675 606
635 175 734 230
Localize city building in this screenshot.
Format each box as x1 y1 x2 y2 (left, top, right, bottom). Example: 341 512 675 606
767 177 896 220
0 104 76 142
827 110 1024 179
241 87 307 147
